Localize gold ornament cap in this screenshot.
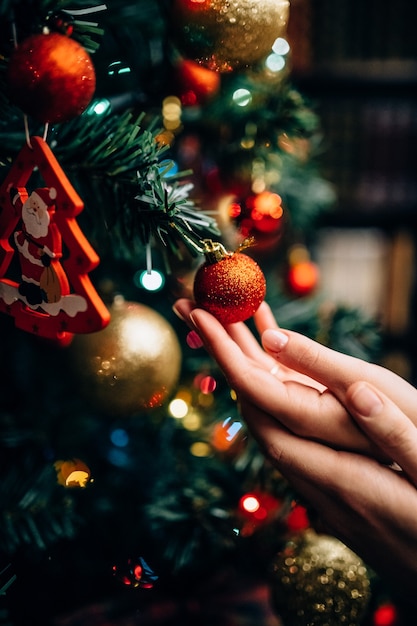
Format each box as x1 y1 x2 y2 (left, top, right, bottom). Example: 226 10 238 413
201 239 232 264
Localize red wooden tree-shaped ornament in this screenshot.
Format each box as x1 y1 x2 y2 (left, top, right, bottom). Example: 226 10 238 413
0 136 110 344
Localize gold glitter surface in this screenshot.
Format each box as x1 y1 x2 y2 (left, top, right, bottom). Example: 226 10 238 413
172 0 290 72
270 530 371 626
70 299 182 416
193 252 266 324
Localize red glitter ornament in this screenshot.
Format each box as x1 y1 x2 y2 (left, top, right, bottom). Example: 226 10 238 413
6 32 96 123
193 239 266 324
287 260 319 296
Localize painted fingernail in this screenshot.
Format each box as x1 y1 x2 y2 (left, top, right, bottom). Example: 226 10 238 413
350 384 383 417
172 304 186 321
262 329 289 353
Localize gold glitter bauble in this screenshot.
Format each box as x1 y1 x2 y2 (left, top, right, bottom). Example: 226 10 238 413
70 299 182 416
270 530 372 626
172 0 290 72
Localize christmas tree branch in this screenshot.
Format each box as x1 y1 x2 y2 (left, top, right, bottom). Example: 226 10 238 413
52 110 220 261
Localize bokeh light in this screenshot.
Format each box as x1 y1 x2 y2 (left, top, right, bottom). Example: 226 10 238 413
169 397 189 418
136 269 165 292
233 88 252 107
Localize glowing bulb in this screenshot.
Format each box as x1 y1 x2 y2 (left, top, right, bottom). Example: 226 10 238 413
232 88 252 107
66 470 89 487
241 495 260 513
265 53 286 73
190 442 211 457
138 269 164 292
272 37 290 55
183 411 201 431
55 458 91 488
110 428 129 447
89 99 110 115
169 398 189 418
108 61 131 75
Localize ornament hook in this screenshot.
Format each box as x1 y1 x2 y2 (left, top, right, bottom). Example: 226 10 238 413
24 115 49 149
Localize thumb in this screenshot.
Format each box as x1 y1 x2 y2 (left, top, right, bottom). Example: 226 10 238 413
347 382 417 484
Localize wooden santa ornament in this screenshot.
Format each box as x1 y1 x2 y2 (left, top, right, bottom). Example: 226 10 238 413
0 136 110 344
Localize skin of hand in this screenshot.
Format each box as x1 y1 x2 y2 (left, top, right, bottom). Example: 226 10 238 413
173 298 417 456
173 298 417 597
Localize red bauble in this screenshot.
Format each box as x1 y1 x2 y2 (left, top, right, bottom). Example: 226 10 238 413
176 58 220 106
7 32 96 123
193 240 266 324
373 603 398 626
287 260 319 296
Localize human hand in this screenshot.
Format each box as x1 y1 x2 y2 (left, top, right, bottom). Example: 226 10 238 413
243 381 417 599
173 298 417 596
173 298 417 457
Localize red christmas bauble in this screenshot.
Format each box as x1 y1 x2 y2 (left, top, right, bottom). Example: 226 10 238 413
287 260 319 296
373 603 398 626
176 58 220 106
7 32 96 123
193 240 266 324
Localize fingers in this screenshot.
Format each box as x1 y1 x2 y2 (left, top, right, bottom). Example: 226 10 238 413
241 400 376 502
253 300 280 333
245 403 417 597
347 382 417 486
173 299 417 462
185 306 376 455
241 400 404 526
173 298 196 328
262 326 370 394
261 326 417 425
174 297 277 372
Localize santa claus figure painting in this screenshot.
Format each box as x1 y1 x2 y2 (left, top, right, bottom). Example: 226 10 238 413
11 186 69 307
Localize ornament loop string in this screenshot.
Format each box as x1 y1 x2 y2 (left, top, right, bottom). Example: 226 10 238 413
23 115 32 149
146 242 152 274
23 116 49 149
12 20 49 149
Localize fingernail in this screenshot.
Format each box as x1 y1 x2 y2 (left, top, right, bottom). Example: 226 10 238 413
172 304 186 321
262 329 289 353
350 384 383 417
189 311 199 328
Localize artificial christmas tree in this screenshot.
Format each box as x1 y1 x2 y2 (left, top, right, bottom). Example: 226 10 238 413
0 1 406 624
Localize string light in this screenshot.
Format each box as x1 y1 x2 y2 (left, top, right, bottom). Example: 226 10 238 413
182 411 201 431
265 53 286 73
108 60 131 75
272 37 290 55
88 98 110 115
162 95 182 131
232 88 252 107
240 494 261 514
110 428 129 447
136 269 165 292
190 442 211 457
54 458 91 488
169 397 189 418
